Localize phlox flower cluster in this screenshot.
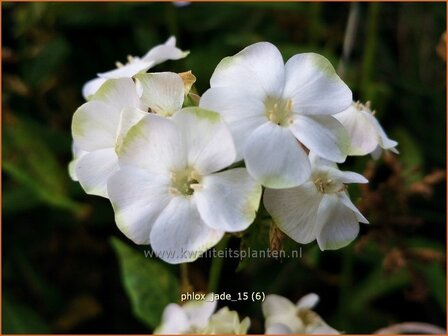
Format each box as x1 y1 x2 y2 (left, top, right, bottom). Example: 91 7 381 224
70 37 398 264
155 292 336 335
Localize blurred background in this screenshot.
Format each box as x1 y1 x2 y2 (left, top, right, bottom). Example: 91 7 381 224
2 2 446 333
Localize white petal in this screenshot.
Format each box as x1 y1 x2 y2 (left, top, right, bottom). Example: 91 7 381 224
367 112 399 150
82 77 107 100
183 296 217 330
334 106 379 155
296 293 319 310
308 152 338 169
329 168 368 184
263 182 323 244
149 197 224 264
72 100 120 151
200 87 266 160
290 115 349 163
262 294 297 318
210 42 285 99
68 143 87 181
115 107 148 153
195 168 261 232
75 148 119 198
118 114 185 175
92 78 141 111
154 303 190 334
107 167 171 244
172 107 236 175
283 53 352 115
338 192 369 224
135 72 184 117
317 195 360 250
244 122 311 188
266 323 293 334
142 36 189 65
98 60 153 79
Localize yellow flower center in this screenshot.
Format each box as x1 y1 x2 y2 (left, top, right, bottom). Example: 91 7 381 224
313 173 345 194
265 97 294 127
169 168 202 196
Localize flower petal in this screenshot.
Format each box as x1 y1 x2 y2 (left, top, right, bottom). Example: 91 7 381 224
92 78 141 111
338 192 369 224
154 303 190 334
183 295 217 330
200 87 266 160
244 122 311 188
262 294 297 318
115 107 148 153
290 115 350 163
135 72 184 117
118 114 185 175
98 60 153 79
82 77 107 100
68 143 87 181
329 168 368 184
172 107 236 175
263 295 303 333
107 167 171 244
72 100 120 151
150 197 224 264
210 42 285 99
142 36 189 65
367 111 399 151
334 105 379 155
75 148 119 198
317 195 360 250
266 323 293 334
296 293 319 310
195 168 261 232
263 182 323 244
283 53 352 115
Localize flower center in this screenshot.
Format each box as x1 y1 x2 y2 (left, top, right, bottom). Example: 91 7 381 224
169 168 202 196
264 97 294 127
313 174 345 194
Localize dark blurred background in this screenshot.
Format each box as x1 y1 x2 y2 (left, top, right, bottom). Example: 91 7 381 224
2 2 446 334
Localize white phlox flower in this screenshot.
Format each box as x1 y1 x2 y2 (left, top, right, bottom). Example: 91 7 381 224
82 36 189 99
200 42 352 189
263 293 338 334
263 152 369 250
334 100 399 159
155 294 250 334
71 78 147 197
107 107 262 263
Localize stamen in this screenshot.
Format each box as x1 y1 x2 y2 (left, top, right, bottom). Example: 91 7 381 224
190 183 203 191
115 61 124 68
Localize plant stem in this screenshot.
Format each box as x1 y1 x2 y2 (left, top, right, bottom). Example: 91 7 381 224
180 263 192 293
361 2 380 100
207 235 230 293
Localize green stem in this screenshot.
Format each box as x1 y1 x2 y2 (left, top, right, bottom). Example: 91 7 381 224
207 235 230 293
337 246 354 327
180 263 192 293
361 2 380 100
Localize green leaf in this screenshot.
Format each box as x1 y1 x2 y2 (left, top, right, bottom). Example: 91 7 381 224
3 115 84 215
110 238 179 328
3 295 50 333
